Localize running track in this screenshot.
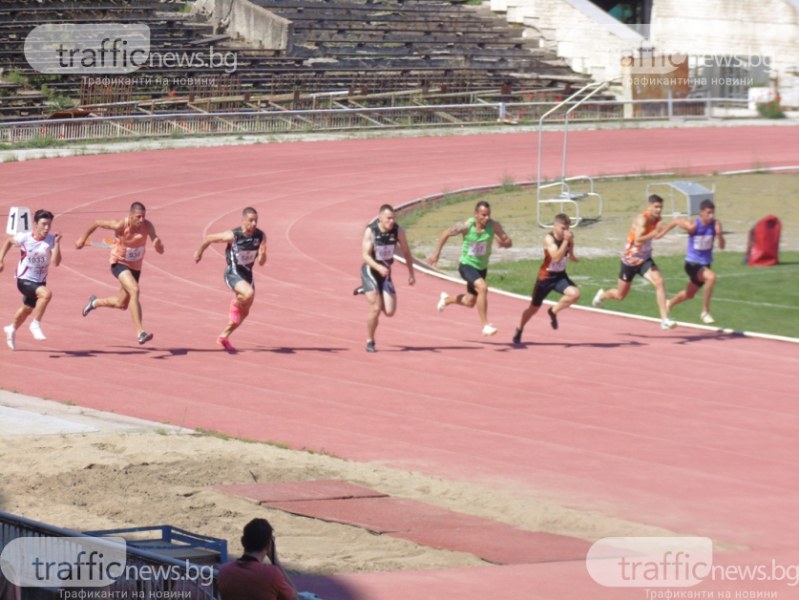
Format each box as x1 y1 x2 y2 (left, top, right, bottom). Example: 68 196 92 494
1 126 799 599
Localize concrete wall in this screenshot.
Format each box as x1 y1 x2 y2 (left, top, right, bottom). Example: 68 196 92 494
212 0 292 51
489 0 799 107
650 0 799 106
490 0 645 83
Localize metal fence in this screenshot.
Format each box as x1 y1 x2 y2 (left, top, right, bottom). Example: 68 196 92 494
0 511 218 600
0 97 748 146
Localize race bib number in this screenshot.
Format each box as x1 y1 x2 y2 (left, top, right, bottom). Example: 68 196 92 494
375 244 395 261
549 256 567 272
693 234 713 251
236 250 257 266
124 246 145 262
468 241 487 257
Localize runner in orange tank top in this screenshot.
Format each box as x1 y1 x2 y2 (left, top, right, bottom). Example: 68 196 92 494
75 202 164 344
591 194 676 330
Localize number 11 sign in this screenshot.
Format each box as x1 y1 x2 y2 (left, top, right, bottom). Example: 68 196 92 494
6 207 31 235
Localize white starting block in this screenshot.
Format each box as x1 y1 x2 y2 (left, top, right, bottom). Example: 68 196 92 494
6 206 32 235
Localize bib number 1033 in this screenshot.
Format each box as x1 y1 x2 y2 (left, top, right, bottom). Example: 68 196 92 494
6 207 32 235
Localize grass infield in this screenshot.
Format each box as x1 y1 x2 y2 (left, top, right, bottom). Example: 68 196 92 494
400 173 799 339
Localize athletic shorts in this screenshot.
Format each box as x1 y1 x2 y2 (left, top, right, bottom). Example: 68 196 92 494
458 263 488 296
360 264 396 296
618 257 657 283
111 263 141 282
224 265 254 291
531 272 575 307
17 278 44 308
684 261 709 287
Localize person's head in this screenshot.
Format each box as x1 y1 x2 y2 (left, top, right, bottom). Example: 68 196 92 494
698 199 715 224
241 518 274 555
129 202 146 226
646 194 664 219
552 213 570 237
377 204 395 231
474 200 491 227
241 207 258 235
33 209 54 239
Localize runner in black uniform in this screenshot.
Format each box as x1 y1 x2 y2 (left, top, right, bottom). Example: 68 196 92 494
194 207 267 351
354 204 415 352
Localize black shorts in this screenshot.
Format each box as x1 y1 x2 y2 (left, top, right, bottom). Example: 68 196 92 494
17 278 44 308
360 264 396 296
619 258 658 283
111 263 141 282
458 263 488 296
685 261 709 287
224 265 254 291
531 272 575 307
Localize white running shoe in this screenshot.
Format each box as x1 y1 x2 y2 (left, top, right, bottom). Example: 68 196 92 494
29 321 46 341
437 291 448 312
482 324 498 336
592 289 604 308
4 325 15 350
660 318 677 330
700 311 715 324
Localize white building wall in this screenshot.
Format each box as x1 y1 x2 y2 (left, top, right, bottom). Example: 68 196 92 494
651 0 799 106
490 0 799 107
491 0 646 83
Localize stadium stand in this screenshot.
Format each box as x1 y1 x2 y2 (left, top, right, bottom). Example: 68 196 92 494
0 0 589 121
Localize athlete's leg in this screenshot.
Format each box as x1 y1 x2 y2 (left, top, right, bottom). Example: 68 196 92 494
644 268 669 320
473 278 490 327
11 304 34 330
31 285 53 322
699 268 717 314
668 282 699 310
602 279 632 302
365 289 383 343
552 285 580 314
219 280 255 339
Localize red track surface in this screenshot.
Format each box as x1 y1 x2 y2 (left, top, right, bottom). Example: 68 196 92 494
2 126 799 599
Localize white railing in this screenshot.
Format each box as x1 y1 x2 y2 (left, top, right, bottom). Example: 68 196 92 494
0 98 747 145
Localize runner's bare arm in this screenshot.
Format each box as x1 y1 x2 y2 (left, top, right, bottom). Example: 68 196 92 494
426 221 467 267
0 236 15 272
75 218 123 249
398 227 415 285
493 221 513 248
194 230 234 263
147 220 164 254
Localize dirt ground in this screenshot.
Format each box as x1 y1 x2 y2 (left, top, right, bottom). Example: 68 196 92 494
1 403 684 580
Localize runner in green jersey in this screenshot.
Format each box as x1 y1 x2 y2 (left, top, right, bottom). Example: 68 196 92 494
427 201 512 336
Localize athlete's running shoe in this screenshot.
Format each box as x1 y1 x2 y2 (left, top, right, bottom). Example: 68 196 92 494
366 340 376 353
547 307 559 330
217 337 236 352
138 331 154 345
4 325 15 351
437 292 448 312
482 324 497 337
82 295 97 317
700 311 715 324
29 321 46 341
512 328 522 345
229 299 241 325
660 318 677 330
592 289 604 308
353 286 365 296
